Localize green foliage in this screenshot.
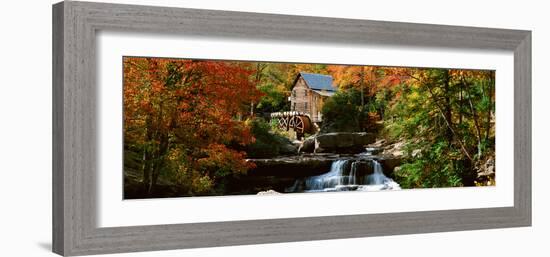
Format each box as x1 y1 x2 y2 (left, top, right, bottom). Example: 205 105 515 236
385 68 495 188
256 82 288 113
164 151 215 195
320 88 368 132
395 140 464 188
370 88 392 118
245 118 295 158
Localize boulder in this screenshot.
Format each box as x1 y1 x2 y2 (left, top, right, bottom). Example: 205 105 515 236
279 142 298 155
247 155 336 177
298 136 316 153
256 189 282 195
364 147 383 155
382 141 406 157
377 156 402 175
477 157 495 177
314 132 376 154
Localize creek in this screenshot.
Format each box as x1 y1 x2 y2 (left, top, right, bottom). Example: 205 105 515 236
284 148 401 193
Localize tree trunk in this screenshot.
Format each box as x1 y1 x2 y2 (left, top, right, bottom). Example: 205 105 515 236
425 75 473 162
149 134 169 194
458 82 464 125
251 63 264 117
142 148 152 193
468 94 483 157
360 67 365 109
142 120 153 193
442 70 453 143
485 77 494 142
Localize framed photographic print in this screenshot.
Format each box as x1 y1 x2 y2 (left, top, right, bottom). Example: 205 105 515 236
52 1 531 256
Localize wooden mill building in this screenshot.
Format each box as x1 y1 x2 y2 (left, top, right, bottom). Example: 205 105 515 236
270 72 337 138
289 72 337 122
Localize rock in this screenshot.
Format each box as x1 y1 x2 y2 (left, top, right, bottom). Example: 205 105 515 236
368 139 387 148
279 142 298 155
393 166 402 174
351 160 374 177
364 147 383 155
334 185 360 191
314 132 376 154
226 175 295 195
382 141 406 157
477 157 495 177
292 140 303 148
298 136 316 153
247 156 336 177
377 157 402 174
411 149 422 158
256 189 282 195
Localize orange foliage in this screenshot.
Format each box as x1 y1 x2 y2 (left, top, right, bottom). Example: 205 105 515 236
328 65 411 96
123 57 263 191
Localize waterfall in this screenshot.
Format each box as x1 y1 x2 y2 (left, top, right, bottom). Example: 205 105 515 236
350 161 358 185
297 159 400 192
366 160 386 185
359 160 401 191
304 160 354 192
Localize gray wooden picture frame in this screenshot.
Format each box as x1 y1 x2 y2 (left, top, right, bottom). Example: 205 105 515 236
52 1 531 256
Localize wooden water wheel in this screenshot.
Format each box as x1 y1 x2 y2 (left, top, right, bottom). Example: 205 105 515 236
277 116 289 130
292 115 311 135
271 112 313 138
288 116 296 130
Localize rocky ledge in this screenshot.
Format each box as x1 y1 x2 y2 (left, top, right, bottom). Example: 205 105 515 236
298 132 376 154
247 153 401 178
247 154 339 177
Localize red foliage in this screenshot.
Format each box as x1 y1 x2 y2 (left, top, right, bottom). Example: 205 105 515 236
123 57 263 190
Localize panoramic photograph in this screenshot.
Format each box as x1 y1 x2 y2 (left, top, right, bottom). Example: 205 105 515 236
123 57 496 199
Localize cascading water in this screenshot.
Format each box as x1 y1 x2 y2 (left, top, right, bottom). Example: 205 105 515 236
349 161 358 185
358 160 401 191
303 160 356 192
291 159 400 192
366 160 386 185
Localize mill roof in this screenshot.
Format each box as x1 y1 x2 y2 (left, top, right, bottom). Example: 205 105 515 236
295 72 337 92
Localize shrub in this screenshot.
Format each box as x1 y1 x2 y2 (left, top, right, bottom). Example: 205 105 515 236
320 88 368 132
245 118 294 158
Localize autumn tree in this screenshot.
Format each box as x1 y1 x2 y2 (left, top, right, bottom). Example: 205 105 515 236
330 66 407 115
123 57 262 196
